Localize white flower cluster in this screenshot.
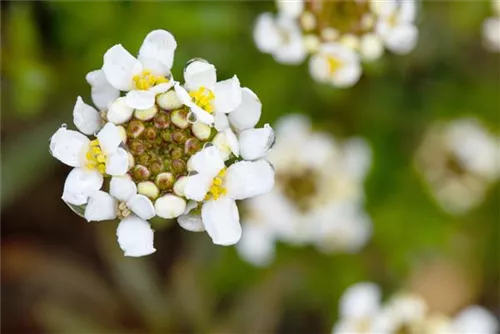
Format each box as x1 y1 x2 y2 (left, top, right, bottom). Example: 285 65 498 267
49 30 276 257
254 0 419 87
237 115 372 266
483 1 500 52
333 282 499 334
415 118 500 215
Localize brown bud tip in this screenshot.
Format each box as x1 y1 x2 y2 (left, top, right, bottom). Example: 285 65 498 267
155 172 175 190
144 126 157 141
127 119 145 138
128 140 145 155
170 147 184 160
154 111 170 129
132 164 151 181
172 159 187 174
172 130 187 144
150 159 164 175
185 138 202 156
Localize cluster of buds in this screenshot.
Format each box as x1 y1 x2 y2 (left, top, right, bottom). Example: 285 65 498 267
50 30 276 257
254 0 419 87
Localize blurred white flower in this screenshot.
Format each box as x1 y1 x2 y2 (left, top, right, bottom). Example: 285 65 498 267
253 13 307 64
309 43 362 87
416 118 500 215
483 1 500 52
238 115 372 265
451 306 499 334
374 0 419 54
102 30 176 110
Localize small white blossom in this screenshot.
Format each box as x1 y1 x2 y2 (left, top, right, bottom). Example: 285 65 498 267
183 146 274 245
102 30 177 110
309 43 362 87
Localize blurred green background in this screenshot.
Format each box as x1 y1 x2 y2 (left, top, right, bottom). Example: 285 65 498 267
1 1 499 333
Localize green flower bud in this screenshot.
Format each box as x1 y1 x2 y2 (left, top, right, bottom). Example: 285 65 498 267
156 90 183 110
172 130 187 144
150 159 164 175
132 164 151 181
172 159 187 174
137 181 160 200
185 138 202 156
155 172 175 190
170 147 183 160
154 111 170 129
161 129 172 142
127 119 145 138
134 105 158 121
144 126 157 141
171 109 189 129
129 140 145 155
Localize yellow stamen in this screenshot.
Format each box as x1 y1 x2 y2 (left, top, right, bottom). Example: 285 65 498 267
204 168 227 201
327 56 343 74
85 139 107 175
189 86 215 113
133 70 169 90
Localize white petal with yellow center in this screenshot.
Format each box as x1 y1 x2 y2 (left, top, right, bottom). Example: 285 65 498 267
184 60 217 92
50 126 90 167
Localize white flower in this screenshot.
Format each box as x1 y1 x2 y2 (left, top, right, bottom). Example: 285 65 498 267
451 306 499 334
183 146 274 245
309 42 362 87
102 30 177 110
359 33 385 61
253 13 307 64
375 0 419 54
483 17 500 52
333 282 381 333
372 293 428 333
85 69 120 111
174 59 242 125
50 122 129 205
84 176 156 257
237 220 276 267
276 0 304 19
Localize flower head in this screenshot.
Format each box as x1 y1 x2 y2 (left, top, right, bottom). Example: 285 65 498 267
49 29 276 256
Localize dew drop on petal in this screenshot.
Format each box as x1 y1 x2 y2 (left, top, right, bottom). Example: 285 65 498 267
61 123 67 129
64 201 86 218
188 170 199 177
187 111 198 124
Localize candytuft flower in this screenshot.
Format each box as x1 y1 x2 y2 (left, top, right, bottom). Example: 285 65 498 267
49 29 276 256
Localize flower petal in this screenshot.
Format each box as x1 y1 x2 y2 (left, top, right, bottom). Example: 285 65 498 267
177 201 205 232
97 122 121 154
154 194 186 219
117 215 156 257
225 160 275 200
84 190 117 222
73 96 103 135
184 173 214 202
384 24 418 55
102 44 142 91
110 176 137 202
188 146 225 175
339 282 381 319
237 222 275 267
184 60 217 91
106 147 129 176
127 194 155 220
253 13 283 53
62 168 103 205
174 84 214 125
106 97 135 125
85 69 120 110
124 90 156 110
201 197 241 246
452 306 499 334
214 112 230 131
50 126 89 167
239 124 275 161
213 75 242 114
228 87 262 131
138 29 177 71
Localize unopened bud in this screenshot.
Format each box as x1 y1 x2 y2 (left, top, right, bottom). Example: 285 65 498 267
170 147 183 160
171 109 189 129
185 138 201 156
149 159 164 175
172 159 186 174
173 176 188 197
132 164 151 181
161 129 172 142
127 119 145 138
339 33 360 50
156 90 183 110
137 181 160 200
129 139 145 155
321 27 340 42
128 152 135 170
154 111 170 129
107 97 134 124
144 126 157 141
172 130 187 144
300 11 317 31
192 122 211 141
134 105 158 121
138 153 151 165
155 172 175 190
155 194 186 219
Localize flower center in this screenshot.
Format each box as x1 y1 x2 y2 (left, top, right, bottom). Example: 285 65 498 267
117 201 132 219
85 139 107 174
189 87 215 113
281 170 318 211
327 56 343 74
205 168 227 200
132 70 170 90
302 0 372 37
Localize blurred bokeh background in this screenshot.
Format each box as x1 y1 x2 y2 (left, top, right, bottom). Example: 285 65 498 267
1 1 499 333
